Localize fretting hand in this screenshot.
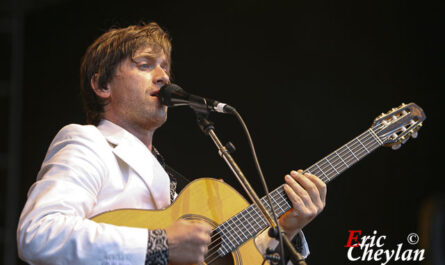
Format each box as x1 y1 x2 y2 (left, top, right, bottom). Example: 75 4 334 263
279 170 327 239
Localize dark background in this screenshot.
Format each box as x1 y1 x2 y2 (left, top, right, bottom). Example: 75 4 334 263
1 0 443 264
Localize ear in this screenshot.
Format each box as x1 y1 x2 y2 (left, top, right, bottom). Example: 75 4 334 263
91 73 111 99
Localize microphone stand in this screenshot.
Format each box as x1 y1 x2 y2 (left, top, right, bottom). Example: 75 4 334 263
194 111 306 265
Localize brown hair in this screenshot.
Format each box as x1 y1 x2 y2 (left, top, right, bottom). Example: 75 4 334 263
80 22 172 125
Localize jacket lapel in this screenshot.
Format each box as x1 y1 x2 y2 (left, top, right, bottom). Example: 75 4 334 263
97 120 170 209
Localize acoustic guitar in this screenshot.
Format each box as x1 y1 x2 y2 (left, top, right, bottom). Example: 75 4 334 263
92 102 426 265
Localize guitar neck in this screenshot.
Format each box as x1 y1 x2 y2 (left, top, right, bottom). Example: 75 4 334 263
216 127 383 256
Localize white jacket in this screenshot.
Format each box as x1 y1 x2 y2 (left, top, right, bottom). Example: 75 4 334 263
17 120 171 265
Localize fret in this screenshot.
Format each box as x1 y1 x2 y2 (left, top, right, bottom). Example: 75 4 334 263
350 138 368 159
234 215 249 241
325 157 339 175
262 195 273 212
334 152 349 171
232 215 247 243
218 236 229 255
260 197 270 213
234 215 247 240
225 218 243 245
272 189 292 214
225 225 240 248
335 150 349 168
271 193 284 214
345 143 359 161
219 225 236 253
253 206 268 227
277 189 291 209
315 164 329 180
218 227 232 256
357 136 370 153
326 153 347 174
242 209 260 238
275 189 292 214
246 207 261 231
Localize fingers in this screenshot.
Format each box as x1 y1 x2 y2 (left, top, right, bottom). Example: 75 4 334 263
166 220 212 264
284 175 307 209
188 222 212 245
304 171 327 203
285 170 318 207
285 170 326 212
193 223 211 260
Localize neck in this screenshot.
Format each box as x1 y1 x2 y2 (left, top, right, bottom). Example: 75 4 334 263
215 127 383 256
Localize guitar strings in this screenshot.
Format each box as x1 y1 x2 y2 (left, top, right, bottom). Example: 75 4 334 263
205 131 376 264
319 125 388 182
307 124 387 183
306 125 385 182
205 126 385 264
204 125 387 264
204 125 386 264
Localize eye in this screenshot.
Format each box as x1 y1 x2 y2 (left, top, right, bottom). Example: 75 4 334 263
138 63 151 70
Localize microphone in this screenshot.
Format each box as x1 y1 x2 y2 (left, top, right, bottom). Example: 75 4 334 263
159 83 235 114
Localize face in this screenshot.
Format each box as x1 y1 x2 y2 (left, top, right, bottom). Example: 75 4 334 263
103 46 170 132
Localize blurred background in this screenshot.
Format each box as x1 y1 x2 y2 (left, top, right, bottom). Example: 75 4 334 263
0 0 442 264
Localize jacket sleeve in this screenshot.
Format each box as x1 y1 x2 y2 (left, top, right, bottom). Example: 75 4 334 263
255 229 310 264
17 125 148 265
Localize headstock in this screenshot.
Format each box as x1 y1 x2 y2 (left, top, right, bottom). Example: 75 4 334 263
372 103 426 150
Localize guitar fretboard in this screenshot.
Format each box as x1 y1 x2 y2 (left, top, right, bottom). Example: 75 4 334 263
216 128 383 256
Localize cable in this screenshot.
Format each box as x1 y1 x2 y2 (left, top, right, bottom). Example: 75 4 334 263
229 108 289 265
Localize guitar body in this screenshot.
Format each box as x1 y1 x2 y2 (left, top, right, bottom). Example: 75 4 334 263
91 178 265 265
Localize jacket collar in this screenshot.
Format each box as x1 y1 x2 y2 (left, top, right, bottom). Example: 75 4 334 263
96 119 170 209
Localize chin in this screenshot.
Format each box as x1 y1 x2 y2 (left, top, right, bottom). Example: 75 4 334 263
151 112 168 129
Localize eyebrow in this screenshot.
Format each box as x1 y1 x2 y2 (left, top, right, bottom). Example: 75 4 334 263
133 53 168 64
131 54 171 74
133 53 157 60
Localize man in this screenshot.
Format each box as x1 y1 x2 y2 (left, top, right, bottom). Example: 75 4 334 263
17 22 326 265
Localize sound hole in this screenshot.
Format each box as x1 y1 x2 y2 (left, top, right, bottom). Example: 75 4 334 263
181 214 238 265
204 231 234 265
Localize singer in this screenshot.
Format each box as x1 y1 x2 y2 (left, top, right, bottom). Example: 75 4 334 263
17 22 326 265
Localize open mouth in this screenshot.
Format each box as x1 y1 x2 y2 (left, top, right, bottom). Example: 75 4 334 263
150 90 160 97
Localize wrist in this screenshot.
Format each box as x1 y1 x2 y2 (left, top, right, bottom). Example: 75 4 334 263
145 229 168 265
281 227 300 240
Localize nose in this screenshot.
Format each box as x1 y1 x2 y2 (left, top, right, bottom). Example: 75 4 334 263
153 65 169 87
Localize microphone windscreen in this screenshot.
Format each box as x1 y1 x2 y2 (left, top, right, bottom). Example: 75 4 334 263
159 83 188 106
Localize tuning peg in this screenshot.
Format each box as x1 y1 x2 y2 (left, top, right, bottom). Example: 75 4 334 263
392 143 402 150
401 136 408 144
411 131 418 138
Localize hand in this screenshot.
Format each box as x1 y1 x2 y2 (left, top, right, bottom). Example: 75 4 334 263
279 170 327 238
165 219 212 265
